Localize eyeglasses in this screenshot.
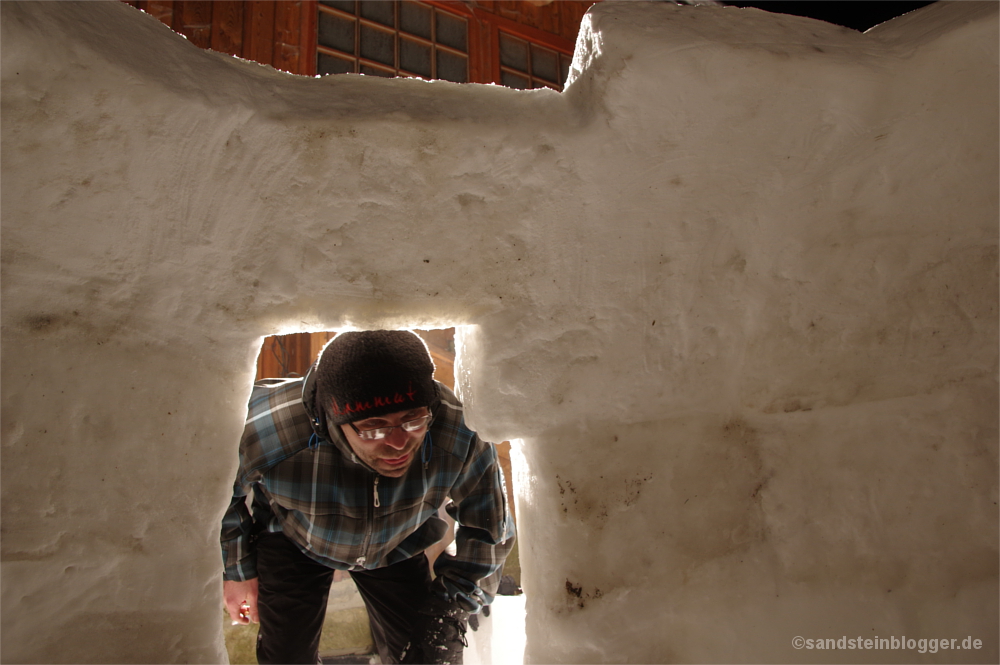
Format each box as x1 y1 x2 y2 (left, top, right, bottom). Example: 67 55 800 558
348 414 432 441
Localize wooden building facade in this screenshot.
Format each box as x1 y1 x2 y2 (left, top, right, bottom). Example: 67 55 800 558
124 0 595 89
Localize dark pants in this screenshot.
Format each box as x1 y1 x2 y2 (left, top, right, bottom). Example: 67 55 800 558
255 531 432 665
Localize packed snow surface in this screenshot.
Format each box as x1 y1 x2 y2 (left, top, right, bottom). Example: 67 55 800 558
1 1 997 663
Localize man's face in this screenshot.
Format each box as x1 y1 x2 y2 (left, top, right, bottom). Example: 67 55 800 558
339 407 430 477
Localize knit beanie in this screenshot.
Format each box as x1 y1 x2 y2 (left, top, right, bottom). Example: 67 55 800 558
315 330 436 426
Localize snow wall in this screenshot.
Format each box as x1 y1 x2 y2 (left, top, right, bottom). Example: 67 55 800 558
1 1 997 663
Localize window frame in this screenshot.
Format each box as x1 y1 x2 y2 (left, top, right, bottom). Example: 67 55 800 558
316 1 475 82
312 1 579 89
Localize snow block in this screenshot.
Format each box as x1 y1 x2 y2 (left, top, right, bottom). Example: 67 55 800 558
1 1 996 662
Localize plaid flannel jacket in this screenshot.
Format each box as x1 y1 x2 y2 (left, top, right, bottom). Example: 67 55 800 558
220 376 514 609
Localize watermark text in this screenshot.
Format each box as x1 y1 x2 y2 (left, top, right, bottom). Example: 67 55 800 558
792 635 983 654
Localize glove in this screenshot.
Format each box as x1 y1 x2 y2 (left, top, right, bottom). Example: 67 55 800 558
400 593 470 665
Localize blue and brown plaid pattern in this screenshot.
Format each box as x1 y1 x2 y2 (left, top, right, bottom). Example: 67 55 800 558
221 378 514 609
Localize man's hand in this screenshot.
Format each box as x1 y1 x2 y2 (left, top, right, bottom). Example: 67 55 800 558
223 578 260 625
401 594 469 664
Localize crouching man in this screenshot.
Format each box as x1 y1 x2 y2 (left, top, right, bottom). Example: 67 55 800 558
221 330 515 664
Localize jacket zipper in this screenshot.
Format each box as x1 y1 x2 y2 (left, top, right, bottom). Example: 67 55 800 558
356 475 379 567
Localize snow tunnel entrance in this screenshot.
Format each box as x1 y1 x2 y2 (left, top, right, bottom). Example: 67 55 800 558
223 328 524 664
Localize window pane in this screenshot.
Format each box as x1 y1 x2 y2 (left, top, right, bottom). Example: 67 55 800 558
318 12 355 54
501 70 529 89
318 52 355 75
400 37 432 78
499 33 527 72
360 64 394 78
435 12 467 52
360 24 394 66
531 44 559 83
436 50 467 83
320 0 355 13
400 1 431 39
359 0 394 26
